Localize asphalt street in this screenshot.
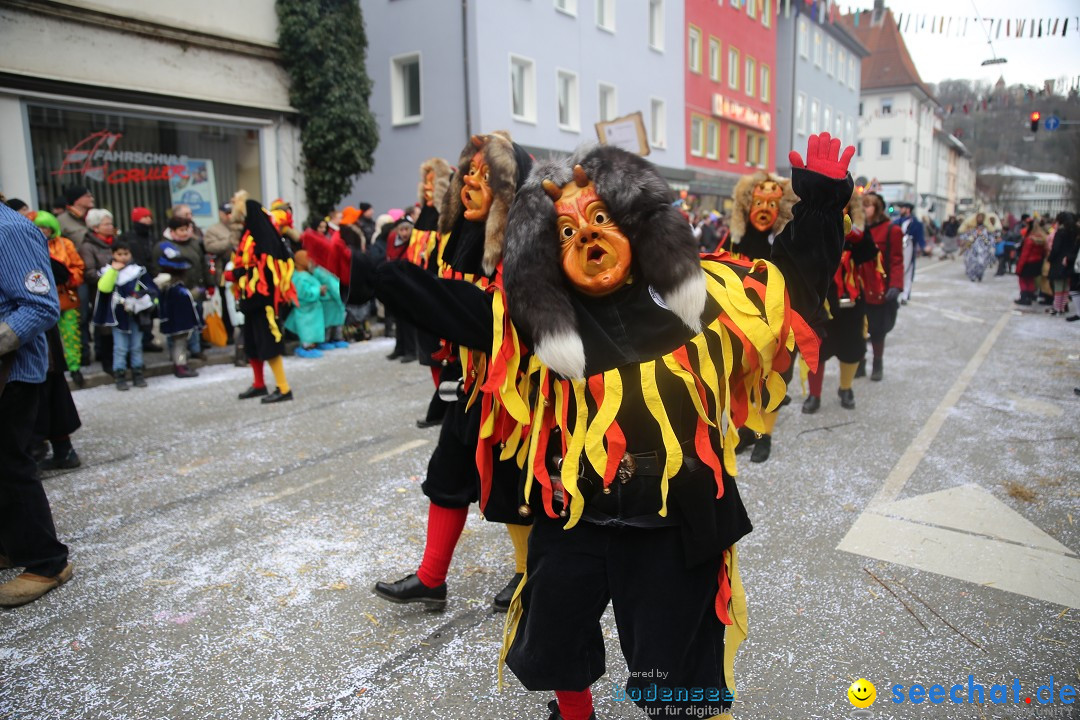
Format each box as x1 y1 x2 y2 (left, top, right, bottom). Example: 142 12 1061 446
2 258 1078 720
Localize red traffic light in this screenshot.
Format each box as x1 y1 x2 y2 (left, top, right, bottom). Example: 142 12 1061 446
1030 111 1041 132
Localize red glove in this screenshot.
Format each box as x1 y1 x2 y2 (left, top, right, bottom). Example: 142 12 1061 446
789 132 855 180
206 286 216 297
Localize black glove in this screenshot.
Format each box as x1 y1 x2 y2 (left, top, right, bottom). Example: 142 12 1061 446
49 258 70 285
347 252 378 305
885 287 901 303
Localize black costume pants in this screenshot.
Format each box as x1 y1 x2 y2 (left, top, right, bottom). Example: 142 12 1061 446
0 382 69 576
506 516 731 718
865 298 899 343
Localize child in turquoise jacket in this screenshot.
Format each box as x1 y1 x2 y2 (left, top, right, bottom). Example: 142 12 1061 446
284 250 326 358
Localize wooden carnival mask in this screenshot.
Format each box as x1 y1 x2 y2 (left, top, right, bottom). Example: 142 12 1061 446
461 136 493 221
544 164 632 297
750 180 784 233
423 170 436 206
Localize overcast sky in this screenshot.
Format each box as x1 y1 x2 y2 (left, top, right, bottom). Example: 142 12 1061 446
843 0 1080 88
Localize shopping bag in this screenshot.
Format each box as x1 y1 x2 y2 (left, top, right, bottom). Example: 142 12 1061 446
201 291 228 347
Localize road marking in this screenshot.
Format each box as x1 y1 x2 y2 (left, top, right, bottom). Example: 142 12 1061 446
867 311 1011 509
370 438 429 463
903 300 987 325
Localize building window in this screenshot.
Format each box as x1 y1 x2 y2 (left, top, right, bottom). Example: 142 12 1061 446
846 118 854 141
881 97 893 115
858 101 863 116
746 0 755 19
795 92 806 135
391 52 422 125
809 98 820 132
813 28 823 67
834 111 843 137
837 50 846 85
797 17 808 58
728 125 739 164
762 0 771 27
880 138 891 157
689 26 702 73
650 97 666 148
510 54 537 123
596 0 614 31
708 37 721 82
826 39 835 76
822 105 831 136
857 140 862 157
706 120 720 160
598 82 617 121
758 134 768 168
555 0 577 16
760 65 770 102
744 57 756 97
557 69 580 131
848 56 857 89
727 47 739 89
648 0 664 50
690 115 705 157
745 132 759 166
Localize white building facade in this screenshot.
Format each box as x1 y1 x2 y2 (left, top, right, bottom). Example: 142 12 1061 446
0 0 303 227
855 87 937 210
979 164 1073 219
929 129 976 220
352 0 688 212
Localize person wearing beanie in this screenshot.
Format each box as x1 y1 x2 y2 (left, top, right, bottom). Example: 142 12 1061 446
340 206 362 227
33 211 86 387
154 240 201 378
358 202 376 245
57 185 93 248
124 207 156 268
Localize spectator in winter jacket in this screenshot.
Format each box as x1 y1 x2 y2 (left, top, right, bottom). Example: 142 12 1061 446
154 217 206 360
124 207 157 269
862 192 905 381
33 211 85 386
57 185 93 249
94 240 158 390
1015 220 1048 306
82 208 118 373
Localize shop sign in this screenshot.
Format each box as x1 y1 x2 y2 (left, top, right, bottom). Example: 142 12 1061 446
712 94 772 132
51 130 192 185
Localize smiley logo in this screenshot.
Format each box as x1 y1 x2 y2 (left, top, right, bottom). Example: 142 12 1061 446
847 678 876 708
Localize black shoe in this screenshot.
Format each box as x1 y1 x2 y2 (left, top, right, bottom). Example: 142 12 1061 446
415 418 442 429
238 385 269 400
546 699 597 720
854 358 866 378
802 395 821 414
174 365 199 378
386 351 403 360
1074 388 1080 397
779 394 792 408
750 434 772 463
734 426 757 454
261 389 294 404
373 573 447 609
39 448 81 471
870 358 883 382
1066 315 1080 322
71 370 85 388
1013 297 1032 306
114 371 129 391
131 369 147 388
492 572 524 613
838 387 856 409
399 354 417 363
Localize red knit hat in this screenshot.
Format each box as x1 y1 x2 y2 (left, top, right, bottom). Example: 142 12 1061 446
131 207 152 223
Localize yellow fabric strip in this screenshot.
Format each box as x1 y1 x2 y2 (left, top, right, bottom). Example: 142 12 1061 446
583 369 622 478
506 523 531 574
723 545 748 701
691 333 725 431
663 355 714 427
639 360 681 517
761 408 779 435
559 380 589 529
498 569 528 689
265 306 282 343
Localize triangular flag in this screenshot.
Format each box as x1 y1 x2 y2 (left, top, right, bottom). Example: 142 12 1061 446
1052 18 1059 36
995 18 1001 39
1038 19 1043 37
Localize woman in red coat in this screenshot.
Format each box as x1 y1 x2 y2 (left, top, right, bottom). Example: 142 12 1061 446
862 192 904 381
1014 220 1048 306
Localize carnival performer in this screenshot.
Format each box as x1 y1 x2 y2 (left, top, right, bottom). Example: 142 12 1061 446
959 211 1001 283
351 132 851 719
720 170 798 462
366 133 534 613
226 192 297 404
802 191 881 413
862 192 904 382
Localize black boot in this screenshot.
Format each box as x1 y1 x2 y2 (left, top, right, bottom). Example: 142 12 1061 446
114 370 129 391
854 358 866 378
132 368 147 388
373 573 447 609
546 699 597 720
750 434 772 463
70 370 85 388
734 426 757 454
802 395 821 414
838 387 856 409
870 357 883 382
492 572 524 612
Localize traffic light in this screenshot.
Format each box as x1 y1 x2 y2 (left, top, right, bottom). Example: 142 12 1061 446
1030 111 1041 132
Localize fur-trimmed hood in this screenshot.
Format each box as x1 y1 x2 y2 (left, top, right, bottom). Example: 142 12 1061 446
959 211 1002 234
729 171 798 244
229 189 250 224
503 144 705 379
417 157 453 212
438 131 532 275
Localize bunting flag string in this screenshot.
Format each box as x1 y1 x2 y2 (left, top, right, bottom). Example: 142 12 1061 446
833 7 1080 39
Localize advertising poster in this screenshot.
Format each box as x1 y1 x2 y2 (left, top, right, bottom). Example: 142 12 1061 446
170 158 218 226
